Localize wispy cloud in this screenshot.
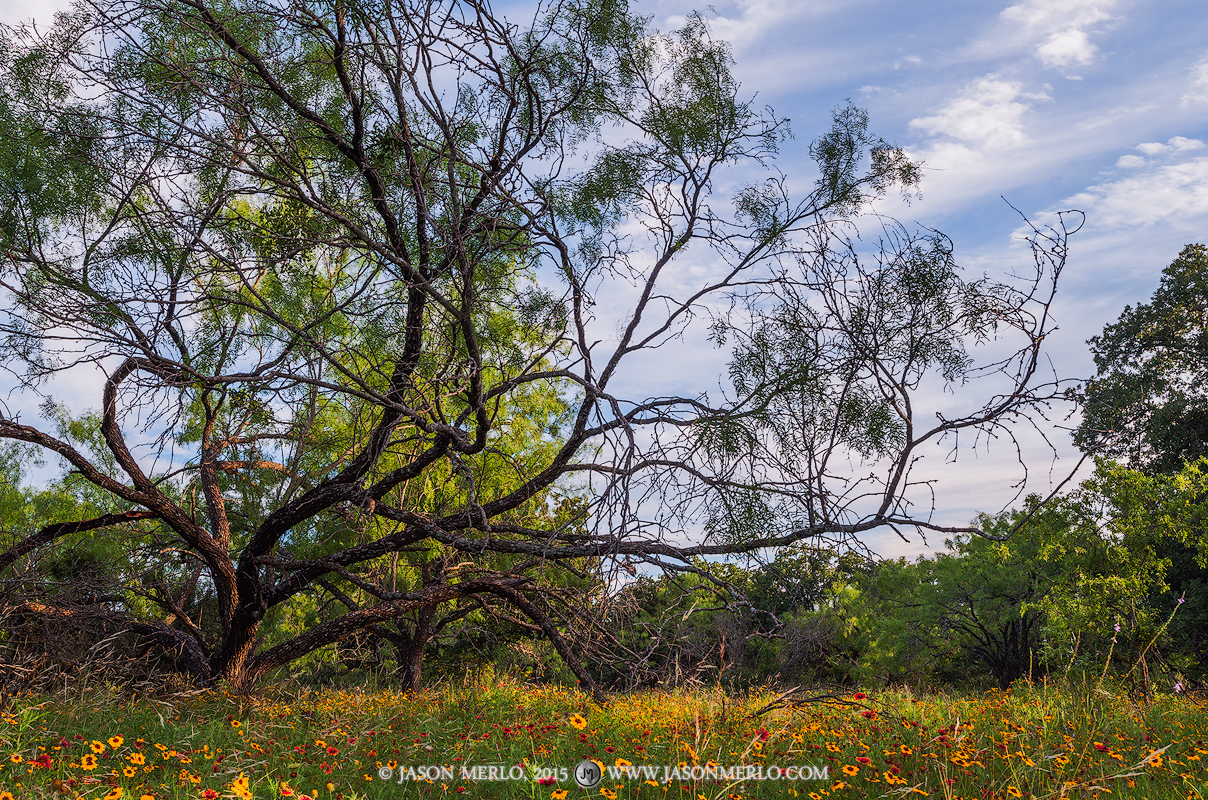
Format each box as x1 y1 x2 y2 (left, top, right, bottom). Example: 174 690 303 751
999 0 1119 69
1066 154 1208 228
1181 53 1208 107
910 76 1049 149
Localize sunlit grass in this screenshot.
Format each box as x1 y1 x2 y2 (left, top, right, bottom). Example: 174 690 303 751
1 675 1204 798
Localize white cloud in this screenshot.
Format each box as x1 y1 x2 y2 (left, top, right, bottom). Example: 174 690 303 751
910 76 1048 151
1116 154 1145 168
1065 156 1208 228
1135 137 1205 157
1000 0 1118 68
1182 54 1208 106
692 0 842 53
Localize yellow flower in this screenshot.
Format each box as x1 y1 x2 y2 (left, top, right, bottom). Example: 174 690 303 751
600 790 617 800
325 783 335 792
7 753 20 764
231 719 242 728
129 752 146 765
123 765 138 777
81 753 99 770
551 791 568 800
900 745 913 755
1007 787 1023 798
141 795 155 800
615 758 632 767
109 735 124 749
104 788 124 800
569 714 587 730
91 740 107 754
0 792 14 800
842 765 859 776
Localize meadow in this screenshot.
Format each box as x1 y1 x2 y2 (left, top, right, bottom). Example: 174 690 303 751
0 675 1204 800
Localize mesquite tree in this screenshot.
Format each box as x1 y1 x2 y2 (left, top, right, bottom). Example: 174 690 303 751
0 0 1075 693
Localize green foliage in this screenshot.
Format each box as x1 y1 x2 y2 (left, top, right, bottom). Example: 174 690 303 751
1076 244 1208 474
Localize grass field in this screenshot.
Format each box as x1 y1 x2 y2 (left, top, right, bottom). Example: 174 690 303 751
0 675 1204 799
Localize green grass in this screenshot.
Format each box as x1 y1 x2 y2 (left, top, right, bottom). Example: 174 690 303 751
1 675 1205 799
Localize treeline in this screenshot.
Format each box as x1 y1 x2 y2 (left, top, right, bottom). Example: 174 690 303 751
3 454 1205 695
596 459 1208 693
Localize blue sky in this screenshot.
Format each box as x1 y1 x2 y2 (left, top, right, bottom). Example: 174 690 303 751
638 0 1208 554
3 0 1207 557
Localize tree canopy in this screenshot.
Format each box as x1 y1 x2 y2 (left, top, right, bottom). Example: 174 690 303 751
1075 244 1208 474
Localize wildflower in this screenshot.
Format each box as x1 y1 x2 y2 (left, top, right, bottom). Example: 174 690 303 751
202 792 219 800
862 710 877 720
123 765 138 777
141 795 155 800
81 753 99 770
1175 681 1184 693
90 740 107 754
0 793 13 800
8 754 21 764
104 789 124 800
129 753 146 765
569 714 587 730
551 792 568 800
1007 788 1022 798
856 757 871 765
616 758 632 767
853 692 867 700
1094 742 1109 752
842 765 860 776
325 784 335 792
109 735 124 749
230 720 242 728
280 783 296 797
600 790 617 800
1114 623 1121 632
